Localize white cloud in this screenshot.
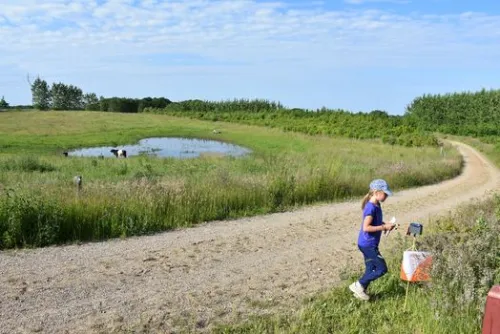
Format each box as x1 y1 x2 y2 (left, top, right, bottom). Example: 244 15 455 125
0 0 499 97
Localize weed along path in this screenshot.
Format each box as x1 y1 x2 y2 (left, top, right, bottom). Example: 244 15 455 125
1 141 499 334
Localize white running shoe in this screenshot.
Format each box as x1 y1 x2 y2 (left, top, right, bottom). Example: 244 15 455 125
349 281 370 301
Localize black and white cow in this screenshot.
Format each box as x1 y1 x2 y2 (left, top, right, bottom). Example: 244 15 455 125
110 149 127 158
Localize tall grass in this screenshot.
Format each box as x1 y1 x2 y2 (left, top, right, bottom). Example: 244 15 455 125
0 148 462 249
0 155 57 172
0 111 462 249
214 195 500 334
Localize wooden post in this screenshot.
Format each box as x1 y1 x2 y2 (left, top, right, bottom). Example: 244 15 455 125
74 175 82 196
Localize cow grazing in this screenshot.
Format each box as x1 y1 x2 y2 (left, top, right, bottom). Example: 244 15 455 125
110 149 127 158
63 151 69 157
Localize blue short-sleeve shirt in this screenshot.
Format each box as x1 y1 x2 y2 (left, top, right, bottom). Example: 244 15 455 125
357 201 383 247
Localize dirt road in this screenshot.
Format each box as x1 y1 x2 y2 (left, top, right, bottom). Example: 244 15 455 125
1 141 499 334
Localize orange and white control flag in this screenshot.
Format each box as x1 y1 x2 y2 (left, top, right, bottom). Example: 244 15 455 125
400 251 432 282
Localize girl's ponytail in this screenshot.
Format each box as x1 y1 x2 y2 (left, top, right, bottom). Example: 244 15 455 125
361 190 374 210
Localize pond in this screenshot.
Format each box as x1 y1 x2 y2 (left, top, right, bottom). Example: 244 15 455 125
67 137 252 159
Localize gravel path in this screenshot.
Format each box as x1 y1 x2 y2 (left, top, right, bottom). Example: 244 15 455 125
1 141 499 334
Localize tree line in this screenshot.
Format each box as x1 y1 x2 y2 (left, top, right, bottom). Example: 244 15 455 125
6 76 499 147
30 77 97 110
405 88 500 138
142 89 500 146
0 95 33 111
29 76 171 112
142 100 438 147
87 96 171 113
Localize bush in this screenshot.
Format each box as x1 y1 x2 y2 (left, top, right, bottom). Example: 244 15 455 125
421 194 500 321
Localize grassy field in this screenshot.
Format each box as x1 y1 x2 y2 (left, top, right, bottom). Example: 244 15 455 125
0 111 462 249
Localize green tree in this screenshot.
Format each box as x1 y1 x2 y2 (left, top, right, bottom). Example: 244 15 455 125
99 96 109 111
66 84 84 110
31 77 51 110
50 82 69 110
0 96 9 109
50 82 84 110
369 110 389 118
83 93 99 107
138 97 172 112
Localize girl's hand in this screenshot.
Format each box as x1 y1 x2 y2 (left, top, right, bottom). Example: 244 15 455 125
382 223 396 232
383 217 398 235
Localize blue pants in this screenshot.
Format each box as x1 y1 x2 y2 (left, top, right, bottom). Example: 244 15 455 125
358 245 388 289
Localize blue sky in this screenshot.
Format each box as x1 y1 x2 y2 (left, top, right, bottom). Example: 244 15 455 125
1 0 499 115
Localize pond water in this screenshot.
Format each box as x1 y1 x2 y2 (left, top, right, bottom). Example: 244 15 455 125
68 137 252 159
